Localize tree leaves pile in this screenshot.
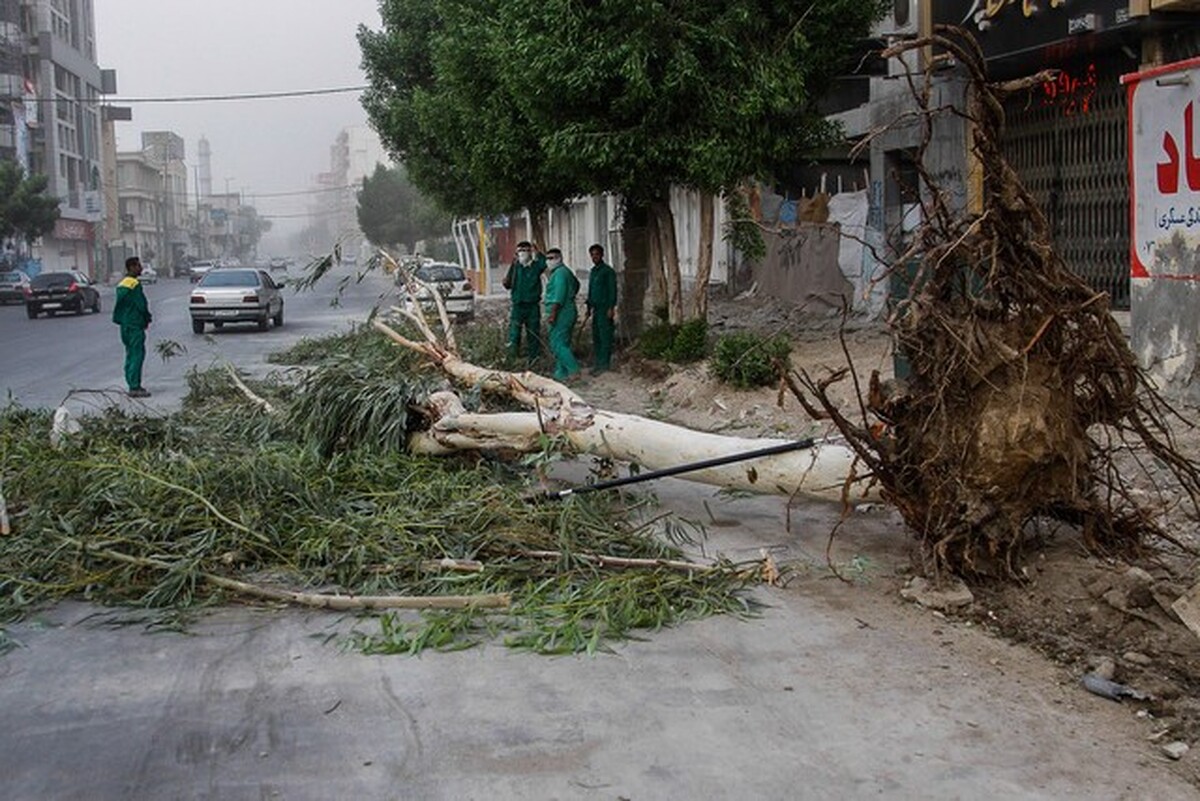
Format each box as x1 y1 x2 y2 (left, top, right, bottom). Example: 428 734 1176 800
0 329 756 655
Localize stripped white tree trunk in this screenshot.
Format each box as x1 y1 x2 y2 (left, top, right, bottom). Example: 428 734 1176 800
408 392 862 501
375 251 867 503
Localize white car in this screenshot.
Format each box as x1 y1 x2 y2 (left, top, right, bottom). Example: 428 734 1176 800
140 265 159 284
189 260 218 283
401 262 475 321
189 268 285 333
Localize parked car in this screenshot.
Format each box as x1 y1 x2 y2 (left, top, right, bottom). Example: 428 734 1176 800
140 265 159 284
25 271 101 318
189 260 218 283
0 270 30 304
189 268 284 333
401 262 475 321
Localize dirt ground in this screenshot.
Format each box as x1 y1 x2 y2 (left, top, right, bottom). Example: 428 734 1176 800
479 292 1200 786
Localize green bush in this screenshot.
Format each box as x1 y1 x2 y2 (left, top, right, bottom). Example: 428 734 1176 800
667 318 708 363
638 322 677 360
711 332 792 389
637 318 709 363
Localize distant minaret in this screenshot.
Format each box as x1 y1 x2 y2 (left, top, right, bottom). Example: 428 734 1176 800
198 136 212 199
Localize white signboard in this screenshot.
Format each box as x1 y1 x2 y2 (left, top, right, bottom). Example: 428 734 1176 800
1125 57 1200 280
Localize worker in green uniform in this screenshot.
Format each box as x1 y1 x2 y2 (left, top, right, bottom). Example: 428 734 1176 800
112 256 153 398
584 244 617 374
502 240 546 364
543 247 581 382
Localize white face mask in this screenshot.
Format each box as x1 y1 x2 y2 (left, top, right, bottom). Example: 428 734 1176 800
517 251 531 264
547 257 561 268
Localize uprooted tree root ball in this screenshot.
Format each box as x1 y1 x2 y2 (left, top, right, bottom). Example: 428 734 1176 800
794 29 1200 579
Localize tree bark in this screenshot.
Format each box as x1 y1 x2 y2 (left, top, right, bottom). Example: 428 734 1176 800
692 192 715 320
650 197 684 325
407 392 861 501
529 207 548 252
647 203 668 317
372 314 867 503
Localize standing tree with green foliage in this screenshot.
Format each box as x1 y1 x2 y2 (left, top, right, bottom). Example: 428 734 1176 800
356 164 453 252
360 0 885 322
359 0 571 246
0 161 60 253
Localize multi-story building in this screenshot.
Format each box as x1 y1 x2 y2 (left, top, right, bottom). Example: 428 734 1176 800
23 0 105 275
114 131 188 273
310 125 388 256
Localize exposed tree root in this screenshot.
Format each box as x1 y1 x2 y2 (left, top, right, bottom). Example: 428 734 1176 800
790 29 1200 578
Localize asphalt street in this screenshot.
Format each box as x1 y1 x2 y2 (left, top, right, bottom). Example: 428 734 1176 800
0 261 400 411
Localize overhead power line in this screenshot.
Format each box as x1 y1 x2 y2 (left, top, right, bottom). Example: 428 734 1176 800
107 85 368 104
8 85 369 105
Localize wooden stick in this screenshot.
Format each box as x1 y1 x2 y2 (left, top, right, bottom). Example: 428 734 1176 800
519 549 720 573
0 481 9 536
225 364 276 414
68 538 510 611
419 558 485 573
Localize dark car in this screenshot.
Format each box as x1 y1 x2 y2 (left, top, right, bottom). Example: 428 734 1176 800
0 270 30 304
189 268 284 333
25 271 101 319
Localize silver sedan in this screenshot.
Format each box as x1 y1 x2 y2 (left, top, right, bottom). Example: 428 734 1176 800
189 268 284 333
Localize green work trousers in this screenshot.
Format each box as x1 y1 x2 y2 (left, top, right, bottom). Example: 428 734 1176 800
120 325 146 391
548 306 580 381
591 312 614 372
508 302 542 362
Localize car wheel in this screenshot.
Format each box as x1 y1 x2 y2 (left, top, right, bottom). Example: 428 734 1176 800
257 315 269 332
74 299 84 315
192 319 205 334
26 305 36 319
272 305 283 327
92 296 101 313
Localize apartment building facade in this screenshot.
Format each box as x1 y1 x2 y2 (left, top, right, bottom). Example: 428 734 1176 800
0 0 104 275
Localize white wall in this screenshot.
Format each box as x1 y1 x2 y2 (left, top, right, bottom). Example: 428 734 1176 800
542 190 729 287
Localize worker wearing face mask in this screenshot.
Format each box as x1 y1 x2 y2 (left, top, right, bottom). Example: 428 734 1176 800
502 240 547 363
543 247 581 382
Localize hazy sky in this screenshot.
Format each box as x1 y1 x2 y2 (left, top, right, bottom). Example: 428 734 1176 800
94 1 383 246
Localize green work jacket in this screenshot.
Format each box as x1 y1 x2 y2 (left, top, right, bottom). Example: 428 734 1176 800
586 261 617 312
112 275 152 328
544 263 580 315
505 254 547 304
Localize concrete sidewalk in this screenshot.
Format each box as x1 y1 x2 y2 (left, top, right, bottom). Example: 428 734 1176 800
0 480 1193 800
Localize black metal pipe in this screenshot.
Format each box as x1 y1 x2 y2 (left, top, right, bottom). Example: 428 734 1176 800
530 437 818 502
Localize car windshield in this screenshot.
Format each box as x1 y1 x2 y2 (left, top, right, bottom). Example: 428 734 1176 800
0 272 23 282
416 265 465 282
199 270 260 288
30 273 76 288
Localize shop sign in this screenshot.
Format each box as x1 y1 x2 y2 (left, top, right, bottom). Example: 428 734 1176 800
931 1 1136 61
1124 57 1200 279
53 219 91 241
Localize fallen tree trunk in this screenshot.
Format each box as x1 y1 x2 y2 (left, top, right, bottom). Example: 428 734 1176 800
407 391 861 501
367 278 867 503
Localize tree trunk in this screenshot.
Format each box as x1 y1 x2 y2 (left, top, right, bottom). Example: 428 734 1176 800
408 392 860 501
529 207 548 252
619 201 652 341
647 204 667 317
650 198 684 325
371 315 867 504
692 192 715 320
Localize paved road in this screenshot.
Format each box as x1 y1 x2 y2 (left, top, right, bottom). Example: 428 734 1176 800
0 262 400 411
